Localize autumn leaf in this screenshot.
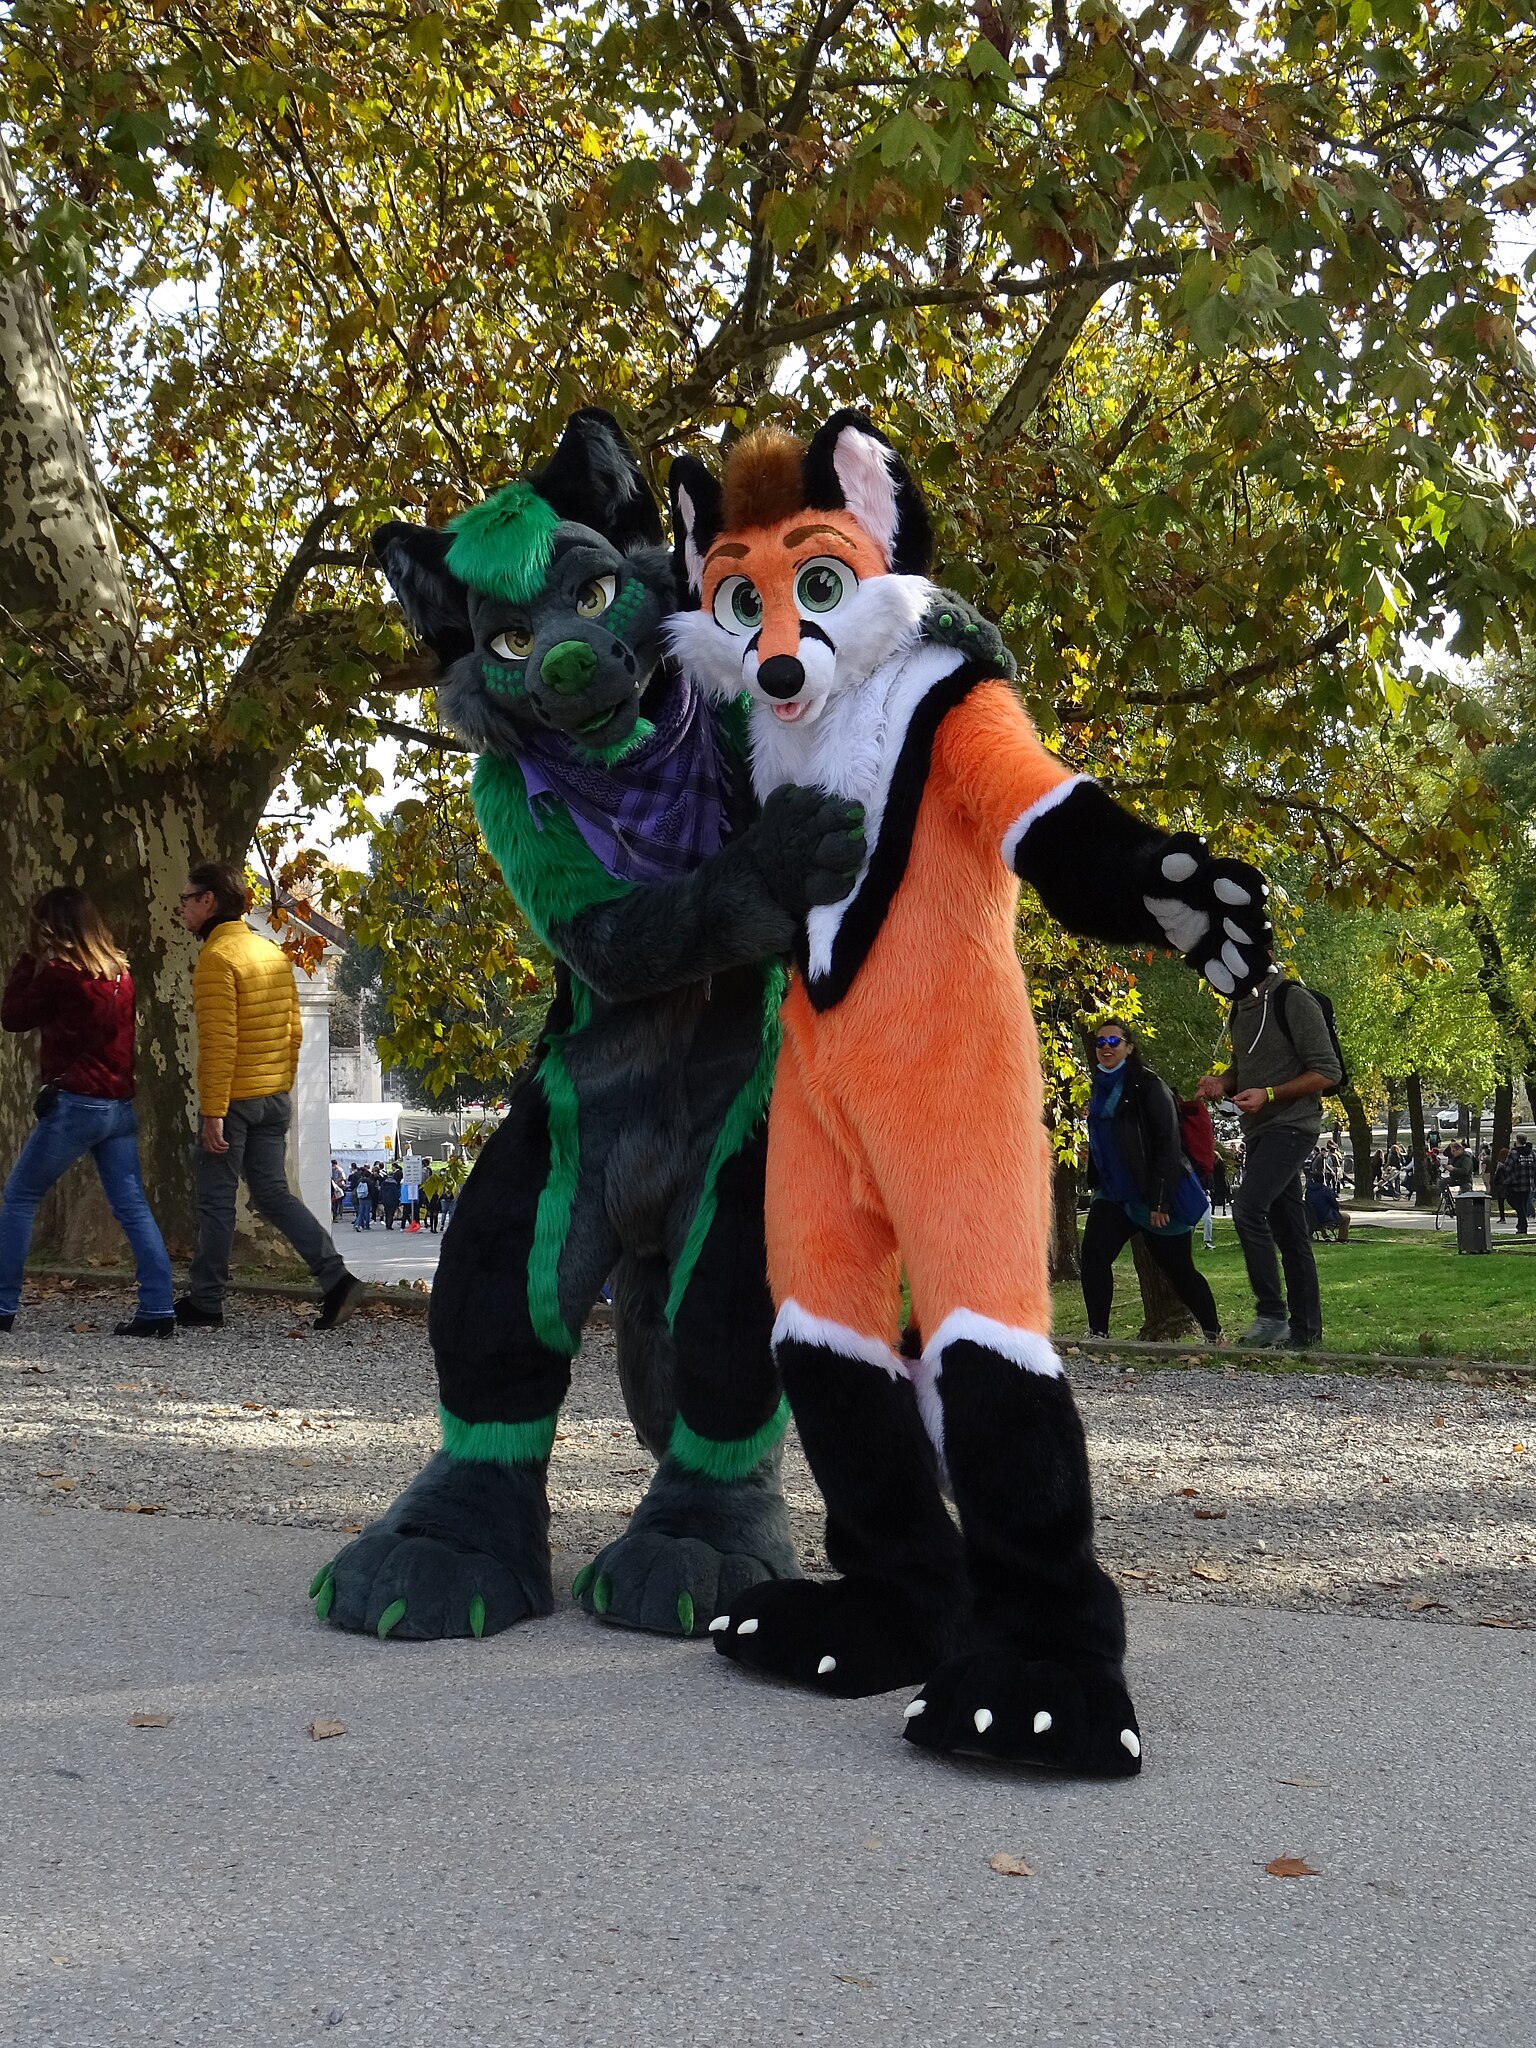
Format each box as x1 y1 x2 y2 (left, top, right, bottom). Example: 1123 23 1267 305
989 1852 1035 1877
67 1322 97 1334
1408 1596 1448 1612
120 1502 163 1514
1179 1487 1199 1497
834 1974 875 1990
129 1712 171 1728
1190 1561 1229 1582
1193 1507 1228 1520
308 1719 347 1740
1265 1857 1319 1878
1277 1777 1327 1788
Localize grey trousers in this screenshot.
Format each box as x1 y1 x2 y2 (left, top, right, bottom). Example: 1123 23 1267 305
187 1093 346 1311
1231 1123 1322 1340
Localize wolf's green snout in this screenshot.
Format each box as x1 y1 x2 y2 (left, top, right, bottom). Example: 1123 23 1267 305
541 639 601 694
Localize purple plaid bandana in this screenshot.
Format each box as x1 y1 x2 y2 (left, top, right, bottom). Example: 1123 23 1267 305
517 673 729 885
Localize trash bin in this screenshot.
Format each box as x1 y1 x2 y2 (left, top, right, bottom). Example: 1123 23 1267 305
1454 1190 1492 1255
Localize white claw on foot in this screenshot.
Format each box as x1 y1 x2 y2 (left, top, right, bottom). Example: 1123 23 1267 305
1120 1728 1142 1758
736 1617 759 1635
1033 1710 1053 1735
708 1615 730 1633
1213 877 1251 905
1161 851 1198 883
973 1708 994 1734
817 1655 837 1676
904 1698 926 1720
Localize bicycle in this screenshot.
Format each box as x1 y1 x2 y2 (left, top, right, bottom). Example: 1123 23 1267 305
1433 1177 1459 1229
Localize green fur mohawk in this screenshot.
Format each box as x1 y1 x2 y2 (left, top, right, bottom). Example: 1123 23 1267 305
445 482 560 605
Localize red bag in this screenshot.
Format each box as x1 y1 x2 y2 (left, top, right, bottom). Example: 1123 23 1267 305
1177 1096 1216 1179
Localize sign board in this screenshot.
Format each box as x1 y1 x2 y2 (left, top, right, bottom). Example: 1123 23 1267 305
400 1154 424 1196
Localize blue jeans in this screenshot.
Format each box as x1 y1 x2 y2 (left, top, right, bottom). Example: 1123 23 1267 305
0 1092 174 1319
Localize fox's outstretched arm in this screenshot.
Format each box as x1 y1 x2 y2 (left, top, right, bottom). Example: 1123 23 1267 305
939 682 1272 997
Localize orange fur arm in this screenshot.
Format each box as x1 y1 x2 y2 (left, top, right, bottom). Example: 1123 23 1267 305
934 681 1086 863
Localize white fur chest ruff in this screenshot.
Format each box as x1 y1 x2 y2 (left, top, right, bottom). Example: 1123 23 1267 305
750 640 968 979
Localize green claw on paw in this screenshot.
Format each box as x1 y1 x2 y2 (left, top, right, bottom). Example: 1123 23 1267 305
593 1573 611 1615
376 1598 407 1640
308 1563 333 1600
676 1591 695 1636
469 1593 486 1639
315 1574 335 1622
572 1562 595 1601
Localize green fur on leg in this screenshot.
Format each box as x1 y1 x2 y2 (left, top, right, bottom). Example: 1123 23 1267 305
438 1404 559 1465
667 1396 790 1482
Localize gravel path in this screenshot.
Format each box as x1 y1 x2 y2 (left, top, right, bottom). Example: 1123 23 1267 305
4 1282 1532 1628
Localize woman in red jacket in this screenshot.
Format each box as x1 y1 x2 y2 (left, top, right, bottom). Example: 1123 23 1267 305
1 887 175 1337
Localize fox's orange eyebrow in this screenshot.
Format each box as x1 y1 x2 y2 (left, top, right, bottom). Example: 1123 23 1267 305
783 523 850 547
704 541 750 563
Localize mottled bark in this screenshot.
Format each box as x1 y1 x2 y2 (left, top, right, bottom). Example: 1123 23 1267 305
1405 1072 1433 1206
0 135 136 698
1049 1157 1081 1284
1339 1081 1376 1201
1492 1075 1513 1166
1130 1230 1196 1341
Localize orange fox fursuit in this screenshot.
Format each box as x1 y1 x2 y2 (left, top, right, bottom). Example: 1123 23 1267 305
666 412 1272 1773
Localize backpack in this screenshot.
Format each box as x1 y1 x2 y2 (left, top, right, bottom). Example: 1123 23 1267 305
1273 979 1349 1093
1176 1096 1216 1179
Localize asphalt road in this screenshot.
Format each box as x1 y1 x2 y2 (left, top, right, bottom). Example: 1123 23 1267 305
4 1503 1533 2047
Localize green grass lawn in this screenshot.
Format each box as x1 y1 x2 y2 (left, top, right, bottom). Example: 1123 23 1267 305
1051 1220 1536 1361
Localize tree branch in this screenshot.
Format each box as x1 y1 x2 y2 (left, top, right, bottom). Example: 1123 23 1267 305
103 489 209 716
1054 617 1354 723
371 716 470 754
780 0 863 134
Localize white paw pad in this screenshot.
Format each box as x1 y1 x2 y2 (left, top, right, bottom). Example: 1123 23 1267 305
736 1617 759 1635
973 1708 993 1734
1213 877 1251 905
1221 939 1248 976
708 1615 730 1633
817 1655 837 1676
1223 918 1251 943
1161 851 1198 883
1033 1710 1053 1735
904 1698 926 1720
1205 959 1236 993
1120 1728 1141 1759
1144 895 1209 954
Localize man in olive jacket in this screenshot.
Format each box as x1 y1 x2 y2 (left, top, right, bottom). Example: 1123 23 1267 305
1196 965 1342 1348
176 861 362 1331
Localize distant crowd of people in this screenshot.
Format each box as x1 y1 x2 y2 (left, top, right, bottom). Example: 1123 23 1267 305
329 1158 457 1233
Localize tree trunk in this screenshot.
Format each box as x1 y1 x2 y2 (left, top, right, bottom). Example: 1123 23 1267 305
1049 1157 1081 1284
1340 1081 1375 1202
1385 1080 1400 1155
0 758 275 1259
1130 1231 1196 1341
1492 1074 1513 1165
1405 1072 1433 1206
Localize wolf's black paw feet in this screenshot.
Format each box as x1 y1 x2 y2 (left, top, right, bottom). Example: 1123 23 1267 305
901 1649 1142 1775
708 1576 942 1697
572 1533 771 1637
311 1527 550 1641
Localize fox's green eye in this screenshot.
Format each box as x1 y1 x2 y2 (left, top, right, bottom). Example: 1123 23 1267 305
795 557 853 614
575 574 617 619
491 621 534 659
713 576 764 633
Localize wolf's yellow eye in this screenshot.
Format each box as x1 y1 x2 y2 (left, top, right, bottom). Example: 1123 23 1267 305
490 622 534 659
795 557 854 614
575 574 617 618
712 576 764 633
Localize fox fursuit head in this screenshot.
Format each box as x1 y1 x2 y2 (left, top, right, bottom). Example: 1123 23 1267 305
664 410 1274 1775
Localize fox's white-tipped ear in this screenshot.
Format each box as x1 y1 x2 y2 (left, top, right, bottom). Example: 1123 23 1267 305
803 410 933 574
667 454 724 605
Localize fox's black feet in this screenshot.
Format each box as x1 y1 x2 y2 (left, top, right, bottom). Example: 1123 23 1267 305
901 1649 1142 1776
310 1452 554 1640
709 1576 949 1698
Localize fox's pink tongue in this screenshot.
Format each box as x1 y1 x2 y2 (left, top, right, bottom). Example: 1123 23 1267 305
771 700 806 722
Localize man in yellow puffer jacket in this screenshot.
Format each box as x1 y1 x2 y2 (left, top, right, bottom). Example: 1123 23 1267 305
176 861 362 1331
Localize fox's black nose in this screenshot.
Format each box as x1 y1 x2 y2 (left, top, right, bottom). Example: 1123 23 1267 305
756 654 804 700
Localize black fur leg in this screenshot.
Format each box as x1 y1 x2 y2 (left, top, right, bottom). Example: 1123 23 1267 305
902 1649 1142 1775
710 1575 946 1697
312 1452 553 1640
574 1448 798 1637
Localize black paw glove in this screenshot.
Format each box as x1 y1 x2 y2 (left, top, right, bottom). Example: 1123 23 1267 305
1141 833 1272 995
749 784 867 913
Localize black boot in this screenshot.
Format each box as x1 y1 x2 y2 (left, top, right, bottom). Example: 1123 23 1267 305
114 1315 177 1338
710 1334 970 1696
902 1334 1141 1776
173 1296 224 1329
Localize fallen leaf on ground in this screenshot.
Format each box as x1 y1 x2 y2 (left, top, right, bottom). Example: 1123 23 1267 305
121 1502 163 1515
308 1719 347 1740
113 1383 142 1392
1408 1596 1447 1612
241 1400 263 1410
286 1327 308 1340
1179 1486 1199 1497
34 1469 63 1478
340 1522 363 1533
1190 1561 1229 1582
1265 1857 1319 1878
863 1836 882 1851
834 1974 875 1990
285 1457 316 1469
989 1852 1034 1877
1120 1568 1152 1580
51 1479 76 1492
1193 1507 1228 1520
67 1322 97 1334
1277 1777 1327 1788
1478 1617 1524 1629
129 1712 171 1728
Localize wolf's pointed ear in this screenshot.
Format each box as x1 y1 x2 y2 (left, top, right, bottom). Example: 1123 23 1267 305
371 523 475 663
667 454 724 607
533 406 663 551
803 409 932 574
